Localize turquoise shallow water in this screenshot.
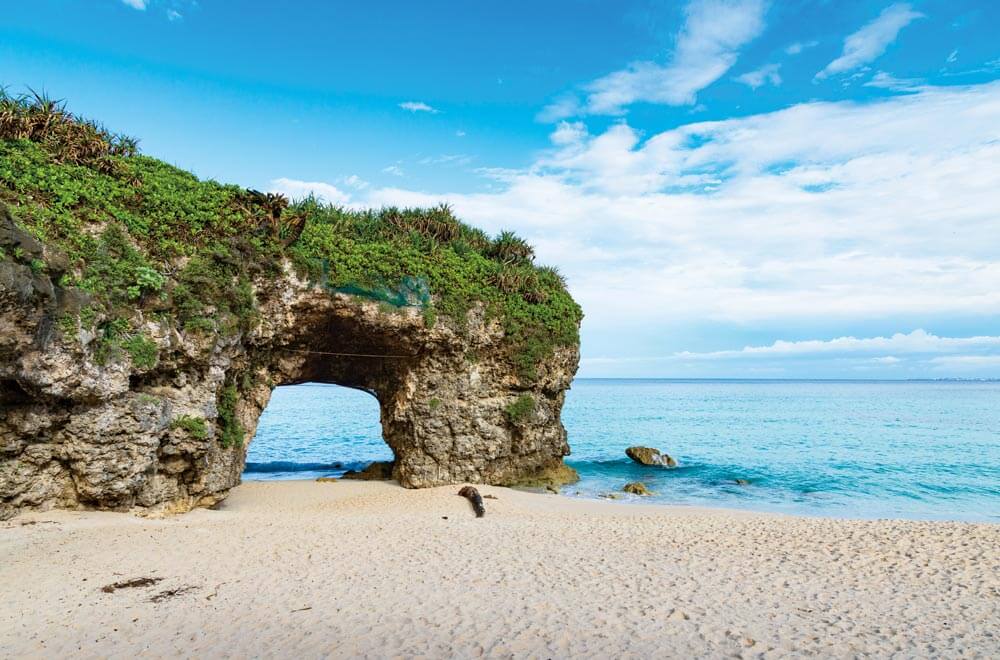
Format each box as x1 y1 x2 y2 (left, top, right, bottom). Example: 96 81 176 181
244 379 1000 522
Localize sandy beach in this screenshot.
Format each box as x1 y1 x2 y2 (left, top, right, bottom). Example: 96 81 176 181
2 480 997 659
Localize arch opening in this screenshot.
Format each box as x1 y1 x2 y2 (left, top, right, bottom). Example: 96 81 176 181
243 382 391 481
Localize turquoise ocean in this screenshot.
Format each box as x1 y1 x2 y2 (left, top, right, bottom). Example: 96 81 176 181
244 379 1000 522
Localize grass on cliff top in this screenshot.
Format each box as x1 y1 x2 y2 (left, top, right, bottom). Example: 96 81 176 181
0 89 581 382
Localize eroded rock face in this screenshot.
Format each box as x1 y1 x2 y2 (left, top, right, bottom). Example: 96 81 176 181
0 219 580 518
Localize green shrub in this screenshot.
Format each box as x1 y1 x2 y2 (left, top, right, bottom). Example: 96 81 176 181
505 394 535 425
171 414 208 440
217 384 244 448
123 333 158 368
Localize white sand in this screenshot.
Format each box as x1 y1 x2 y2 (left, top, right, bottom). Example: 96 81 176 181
2 480 997 658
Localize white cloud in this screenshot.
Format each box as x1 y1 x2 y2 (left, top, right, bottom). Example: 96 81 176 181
342 175 368 190
549 121 588 146
673 330 1000 360
536 95 582 123
817 3 924 79
269 177 351 205
455 130 467 137
166 9 182 21
735 63 781 89
871 356 901 365
418 154 472 167
541 0 768 119
785 40 818 55
399 101 438 114
946 49 958 64
864 71 923 91
382 165 404 177
121 0 148 8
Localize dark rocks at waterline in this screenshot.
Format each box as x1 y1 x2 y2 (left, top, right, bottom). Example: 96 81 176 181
625 446 677 468
734 479 751 486
341 461 395 481
622 482 653 496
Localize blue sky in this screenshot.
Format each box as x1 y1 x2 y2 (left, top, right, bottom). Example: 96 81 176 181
3 0 1000 378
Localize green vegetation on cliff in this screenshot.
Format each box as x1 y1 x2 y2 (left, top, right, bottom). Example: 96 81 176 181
0 89 581 382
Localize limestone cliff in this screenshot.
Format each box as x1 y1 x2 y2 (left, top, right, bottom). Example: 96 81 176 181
0 92 582 518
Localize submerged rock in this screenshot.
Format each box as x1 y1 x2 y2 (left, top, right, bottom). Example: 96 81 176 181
341 461 395 481
625 446 677 468
622 481 653 496
599 493 622 500
734 478 751 486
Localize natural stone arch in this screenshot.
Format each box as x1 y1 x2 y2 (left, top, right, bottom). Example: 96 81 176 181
0 226 579 516
235 283 579 491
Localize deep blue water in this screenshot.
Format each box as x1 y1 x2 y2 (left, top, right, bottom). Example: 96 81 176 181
244 380 1000 522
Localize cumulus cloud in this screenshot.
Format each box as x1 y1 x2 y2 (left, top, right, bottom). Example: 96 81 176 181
541 0 768 119
816 3 924 79
734 63 781 89
398 101 438 114
269 177 350 205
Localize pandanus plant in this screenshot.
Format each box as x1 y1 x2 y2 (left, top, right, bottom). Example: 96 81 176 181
239 190 306 247
487 230 535 266
0 87 139 174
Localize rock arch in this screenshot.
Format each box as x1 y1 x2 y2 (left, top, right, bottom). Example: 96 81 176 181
1 236 579 517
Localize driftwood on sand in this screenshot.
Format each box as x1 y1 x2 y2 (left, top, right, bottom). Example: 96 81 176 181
458 486 486 517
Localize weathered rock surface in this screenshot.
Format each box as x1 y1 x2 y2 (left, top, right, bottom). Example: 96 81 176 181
0 210 580 518
341 461 395 481
622 481 653 496
625 446 677 468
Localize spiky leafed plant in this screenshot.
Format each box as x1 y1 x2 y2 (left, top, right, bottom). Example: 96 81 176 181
236 190 307 246
487 230 535 266
0 87 139 174
382 204 463 245
536 265 567 289
489 265 548 303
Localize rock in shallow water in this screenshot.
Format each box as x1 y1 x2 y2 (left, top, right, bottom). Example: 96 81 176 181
622 481 653 496
625 446 677 468
341 461 395 481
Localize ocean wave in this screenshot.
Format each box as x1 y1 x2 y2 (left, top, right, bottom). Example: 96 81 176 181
244 461 351 474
